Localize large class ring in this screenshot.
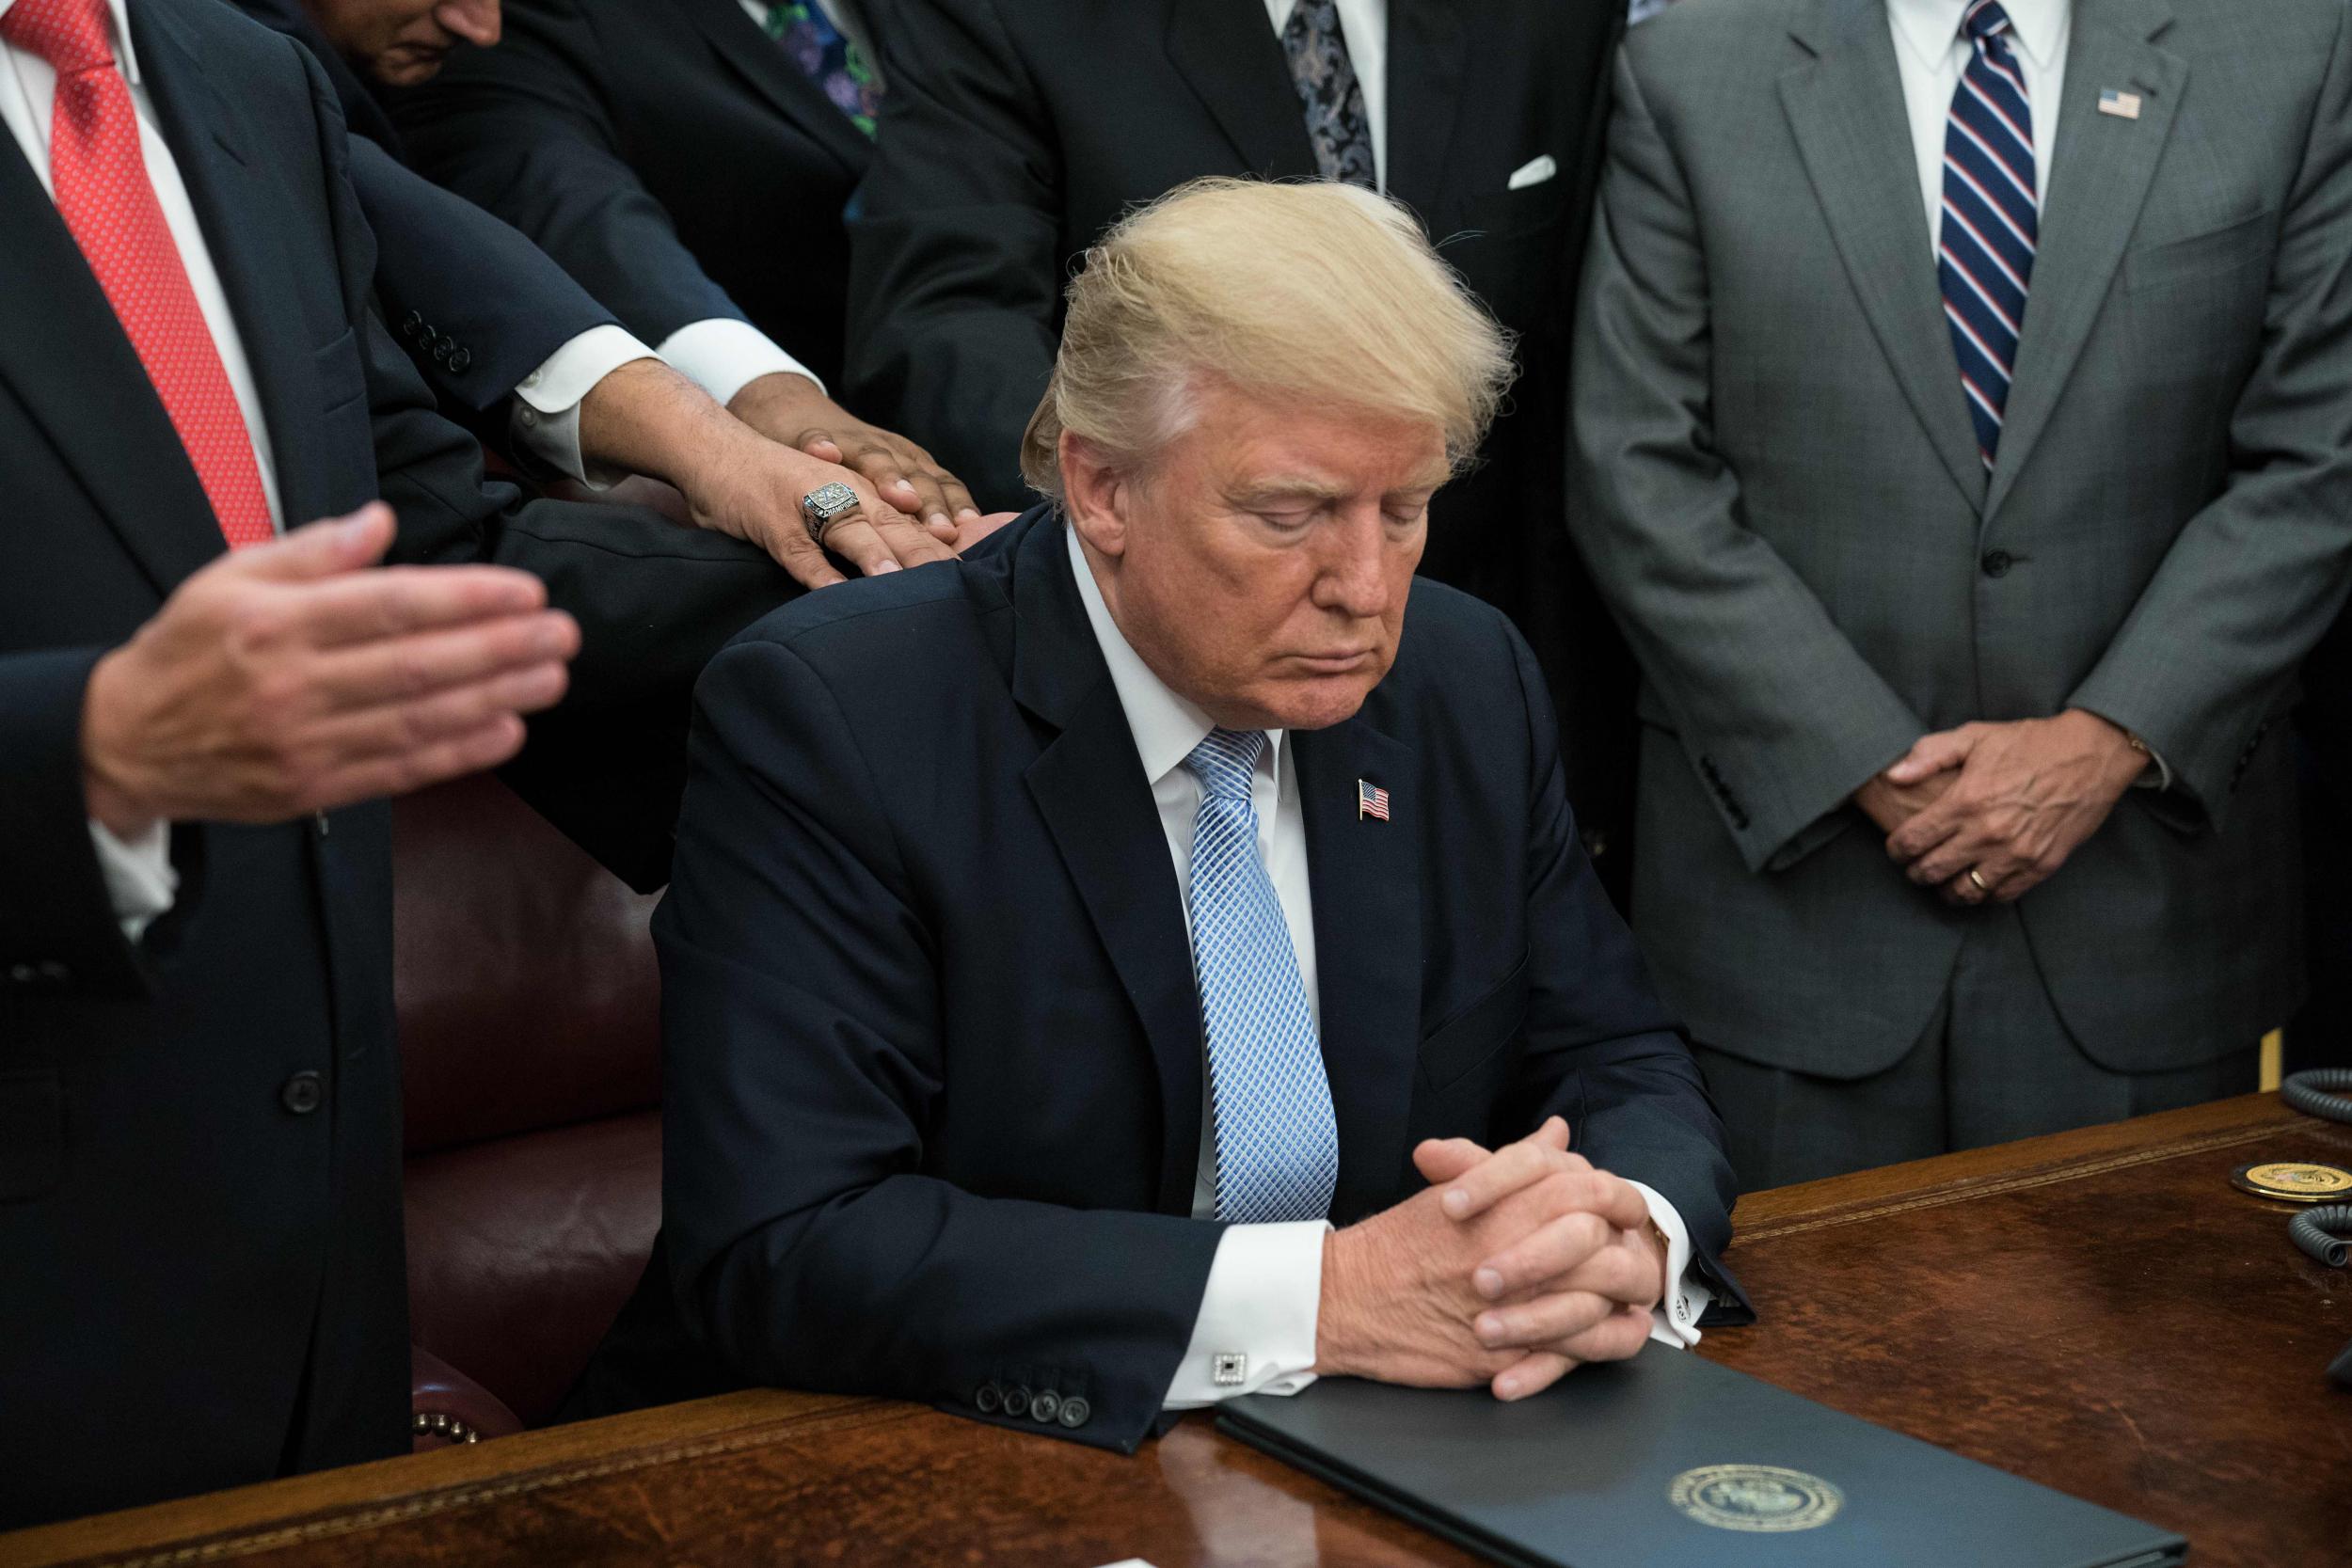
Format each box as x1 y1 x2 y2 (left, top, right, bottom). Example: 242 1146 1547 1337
800 481 863 546
1966 868 1990 894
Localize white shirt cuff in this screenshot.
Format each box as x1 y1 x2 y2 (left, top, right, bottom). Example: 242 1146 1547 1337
1163 1220 1329 1407
507 324 659 487
88 817 176 942
656 317 824 410
1628 1180 1712 1349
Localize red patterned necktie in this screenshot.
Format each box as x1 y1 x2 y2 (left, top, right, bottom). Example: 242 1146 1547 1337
3 0 274 547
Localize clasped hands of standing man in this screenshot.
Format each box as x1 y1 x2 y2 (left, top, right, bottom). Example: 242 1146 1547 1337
1852 710 2153 910
1316 1117 1669 1403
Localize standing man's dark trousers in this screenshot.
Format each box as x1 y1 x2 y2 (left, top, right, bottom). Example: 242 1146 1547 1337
1692 909 2262 1192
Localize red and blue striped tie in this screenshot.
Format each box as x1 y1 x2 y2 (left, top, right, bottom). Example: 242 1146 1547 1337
1940 0 2037 469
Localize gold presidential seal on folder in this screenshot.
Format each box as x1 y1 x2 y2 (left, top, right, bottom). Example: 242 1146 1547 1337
1668 1465 1845 1532
2230 1162 2352 1203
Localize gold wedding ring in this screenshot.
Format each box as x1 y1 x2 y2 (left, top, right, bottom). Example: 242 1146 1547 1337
1966 868 1989 894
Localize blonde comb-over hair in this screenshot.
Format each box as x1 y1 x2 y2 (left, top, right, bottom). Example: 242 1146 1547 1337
1019 177 1517 500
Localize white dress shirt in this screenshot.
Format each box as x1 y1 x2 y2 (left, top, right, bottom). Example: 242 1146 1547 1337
1263 0 1389 192
1886 0 2069 259
1063 528 1708 1411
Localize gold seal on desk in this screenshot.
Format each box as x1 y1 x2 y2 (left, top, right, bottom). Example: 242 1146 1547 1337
1667 1465 1844 1532
2229 1161 2352 1202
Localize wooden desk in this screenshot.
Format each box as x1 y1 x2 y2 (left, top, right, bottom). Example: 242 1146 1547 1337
7 1094 2347 1568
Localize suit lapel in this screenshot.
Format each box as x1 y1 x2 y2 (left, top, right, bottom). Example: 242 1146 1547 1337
1164 0 1320 180
1294 720 1420 1226
677 0 872 181
1983 0 2183 519
135 0 335 526
1779 0 1987 510
1380 0 1467 214
1011 519 1205 1216
0 104 221 594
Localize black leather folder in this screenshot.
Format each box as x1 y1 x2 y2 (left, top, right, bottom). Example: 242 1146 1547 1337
1218 1345 2185 1568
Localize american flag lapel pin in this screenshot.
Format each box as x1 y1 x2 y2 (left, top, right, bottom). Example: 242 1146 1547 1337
1357 779 1391 822
2098 88 2143 120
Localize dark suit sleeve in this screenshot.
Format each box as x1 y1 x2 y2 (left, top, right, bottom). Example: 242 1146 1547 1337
389 0 746 346
303 49 797 890
347 135 622 414
1501 623 1748 1320
0 648 150 997
845 0 1061 508
655 634 1225 1452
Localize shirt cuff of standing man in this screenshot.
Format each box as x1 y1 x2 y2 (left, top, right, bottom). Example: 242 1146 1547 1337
1161 1188 1710 1409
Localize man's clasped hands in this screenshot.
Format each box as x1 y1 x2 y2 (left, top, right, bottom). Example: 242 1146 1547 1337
1315 1117 1667 1402
1853 709 2152 909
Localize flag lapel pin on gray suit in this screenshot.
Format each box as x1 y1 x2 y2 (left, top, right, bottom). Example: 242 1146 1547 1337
2099 87 2143 119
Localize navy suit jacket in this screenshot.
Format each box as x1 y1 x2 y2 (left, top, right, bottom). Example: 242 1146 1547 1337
0 0 794 1524
612 508 1743 1453
389 0 871 386
230 0 628 416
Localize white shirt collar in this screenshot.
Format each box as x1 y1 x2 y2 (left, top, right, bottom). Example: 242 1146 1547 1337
1886 0 2067 73
0 0 143 84
1064 519 1286 787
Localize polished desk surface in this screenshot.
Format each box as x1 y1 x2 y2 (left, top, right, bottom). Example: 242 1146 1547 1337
6 1094 2347 1568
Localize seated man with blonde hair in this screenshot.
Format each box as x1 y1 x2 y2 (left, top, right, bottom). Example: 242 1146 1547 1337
587 177 1747 1448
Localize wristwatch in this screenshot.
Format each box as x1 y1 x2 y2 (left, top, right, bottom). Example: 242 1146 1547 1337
799 481 862 546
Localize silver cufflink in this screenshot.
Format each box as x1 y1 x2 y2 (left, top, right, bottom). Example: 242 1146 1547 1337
1213 1353 1248 1386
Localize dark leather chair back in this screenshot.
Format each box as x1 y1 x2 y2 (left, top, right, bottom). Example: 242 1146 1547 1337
395 773 663 1428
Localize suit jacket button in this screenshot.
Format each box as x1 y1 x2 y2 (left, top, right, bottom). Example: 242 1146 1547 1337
1980 550 2013 578
974 1382 1002 1414
7 963 36 985
1057 1396 1089 1428
1028 1390 1061 1423
280 1071 324 1116
1001 1385 1030 1418
38 960 68 982
448 347 472 374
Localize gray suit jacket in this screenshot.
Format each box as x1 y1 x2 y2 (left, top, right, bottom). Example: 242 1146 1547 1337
1569 0 2352 1078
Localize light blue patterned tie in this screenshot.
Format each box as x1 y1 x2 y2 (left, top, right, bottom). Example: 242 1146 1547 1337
1183 728 1339 1224
1940 0 2038 467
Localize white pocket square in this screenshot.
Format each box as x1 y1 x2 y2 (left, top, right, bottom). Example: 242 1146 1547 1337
1506 153 1559 191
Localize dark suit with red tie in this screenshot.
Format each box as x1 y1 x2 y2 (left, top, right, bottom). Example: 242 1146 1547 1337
0 0 791 1526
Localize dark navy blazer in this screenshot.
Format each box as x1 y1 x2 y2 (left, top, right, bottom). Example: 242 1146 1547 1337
616 508 1745 1453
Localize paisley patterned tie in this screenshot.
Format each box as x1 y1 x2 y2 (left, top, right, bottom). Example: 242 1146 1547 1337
1281 0 1376 189
761 1 881 137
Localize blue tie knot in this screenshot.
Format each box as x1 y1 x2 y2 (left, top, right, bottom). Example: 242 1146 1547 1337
1962 0 2014 43
1184 728 1266 802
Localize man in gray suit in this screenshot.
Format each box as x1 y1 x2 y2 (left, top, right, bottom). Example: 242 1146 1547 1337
1568 0 2352 1188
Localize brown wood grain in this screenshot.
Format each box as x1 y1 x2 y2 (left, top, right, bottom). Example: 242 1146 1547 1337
6 1094 2345 1568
